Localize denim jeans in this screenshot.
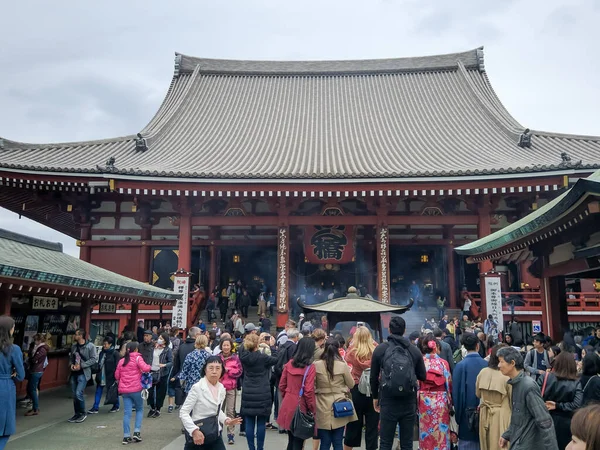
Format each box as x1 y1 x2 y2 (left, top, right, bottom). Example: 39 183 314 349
93 384 120 410
27 372 43 411
317 427 344 450
244 415 267 450
70 374 87 414
122 391 144 437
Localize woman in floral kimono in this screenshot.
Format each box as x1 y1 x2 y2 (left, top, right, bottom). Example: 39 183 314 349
418 334 453 450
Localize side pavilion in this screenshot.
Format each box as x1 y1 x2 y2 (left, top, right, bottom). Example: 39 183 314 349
0 228 179 390
456 170 600 341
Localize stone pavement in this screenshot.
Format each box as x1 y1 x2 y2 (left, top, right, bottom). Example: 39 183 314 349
7 386 416 449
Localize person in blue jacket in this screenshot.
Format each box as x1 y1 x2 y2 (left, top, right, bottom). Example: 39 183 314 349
0 316 25 450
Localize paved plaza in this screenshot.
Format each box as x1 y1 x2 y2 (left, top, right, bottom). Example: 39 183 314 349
6 387 416 450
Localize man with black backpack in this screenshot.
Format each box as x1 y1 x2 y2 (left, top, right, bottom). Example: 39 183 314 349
370 316 426 450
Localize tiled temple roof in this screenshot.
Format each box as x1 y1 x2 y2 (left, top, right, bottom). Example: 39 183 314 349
1 47 599 181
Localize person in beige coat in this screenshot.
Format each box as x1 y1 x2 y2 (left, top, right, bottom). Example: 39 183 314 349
314 338 357 449
476 344 512 450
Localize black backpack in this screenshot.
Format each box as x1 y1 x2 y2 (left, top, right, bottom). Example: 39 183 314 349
380 342 417 397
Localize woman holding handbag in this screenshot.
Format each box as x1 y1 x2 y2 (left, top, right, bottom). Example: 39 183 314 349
278 337 317 450
418 334 453 450
314 338 357 450
180 356 243 450
114 341 152 445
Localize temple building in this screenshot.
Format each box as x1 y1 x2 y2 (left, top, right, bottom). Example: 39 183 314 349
1 47 599 333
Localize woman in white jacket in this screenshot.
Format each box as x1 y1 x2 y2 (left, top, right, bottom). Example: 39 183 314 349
180 355 242 449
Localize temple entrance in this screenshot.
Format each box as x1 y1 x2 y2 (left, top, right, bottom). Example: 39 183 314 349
294 260 359 304
389 245 448 307
219 246 277 302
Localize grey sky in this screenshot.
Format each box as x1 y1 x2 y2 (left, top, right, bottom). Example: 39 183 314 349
1 0 599 257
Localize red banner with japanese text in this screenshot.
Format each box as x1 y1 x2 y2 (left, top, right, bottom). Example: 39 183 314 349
303 225 355 265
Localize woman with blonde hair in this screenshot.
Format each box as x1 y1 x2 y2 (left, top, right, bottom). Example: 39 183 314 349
476 344 512 450
344 326 378 450
180 334 212 393
239 333 278 450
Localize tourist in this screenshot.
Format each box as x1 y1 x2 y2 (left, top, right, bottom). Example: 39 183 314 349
147 332 173 418
198 319 207 333
239 333 279 450
462 289 473 319
418 334 452 450
483 315 499 343
314 338 357 449
567 404 600 450
548 345 562 367
240 289 251 318
259 314 271 334
114 341 152 445
139 330 154 365
344 326 378 450
436 295 446 320
171 327 200 407
218 338 243 445
180 335 212 394
24 333 48 417
370 316 426 450
68 328 97 423
543 351 583 449
218 293 229 322
0 316 25 450
88 336 121 414
524 333 551 383
136 320 145 344
257 292 267 317
278 337 317 450
434 327 455 373
476 344 512 450
452 333 488 449
179 356 243 450
312 328 327 360
497 346 558 449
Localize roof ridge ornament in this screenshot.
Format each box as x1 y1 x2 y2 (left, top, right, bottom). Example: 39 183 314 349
96 156 116 172
476 47 485 72
174 54 182 78
560 151 582 168
135 133 148 152
518 128 532 148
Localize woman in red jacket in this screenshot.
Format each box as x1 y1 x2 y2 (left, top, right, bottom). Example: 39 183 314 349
278 337 317 450
115 342 152 445
25 334 48 416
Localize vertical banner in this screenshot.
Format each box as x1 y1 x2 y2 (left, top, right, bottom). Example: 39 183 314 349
484 276 503 331
173 274 190 329
277 226 289 313
377 225 391 304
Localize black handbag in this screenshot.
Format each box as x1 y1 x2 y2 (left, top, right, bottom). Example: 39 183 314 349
184 402 221 445
104 382 119 405
290 366 315 440
466 406 480 432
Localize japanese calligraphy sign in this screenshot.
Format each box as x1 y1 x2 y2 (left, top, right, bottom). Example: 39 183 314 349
277 226 289 313
99 303 116 314
32 296 59 310
303 225 355 264
484 276 504 332
172 275 190 329
377 226 391 304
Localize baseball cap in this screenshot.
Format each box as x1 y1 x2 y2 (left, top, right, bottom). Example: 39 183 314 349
244 323 257 332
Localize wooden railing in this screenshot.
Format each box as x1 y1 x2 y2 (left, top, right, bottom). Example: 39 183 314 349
467 291 600 312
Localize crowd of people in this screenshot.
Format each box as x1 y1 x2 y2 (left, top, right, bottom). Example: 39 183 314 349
3 303 600 449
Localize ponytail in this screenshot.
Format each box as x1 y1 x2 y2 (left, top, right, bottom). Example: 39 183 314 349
123 341 138 366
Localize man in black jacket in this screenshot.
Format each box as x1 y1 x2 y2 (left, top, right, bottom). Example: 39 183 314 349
170 326 200 407
370 316 426 450
138 330 155 365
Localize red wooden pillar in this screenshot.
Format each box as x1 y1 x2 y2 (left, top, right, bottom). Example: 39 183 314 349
140 226 152 282
541 275 568 342
276 223 290 328
128 303 139 331
0 290 11 316
209 244 218 293
376 223 391 303
81 298 92 338
79 225 91 263
447 244 457 309
178 206 192 272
